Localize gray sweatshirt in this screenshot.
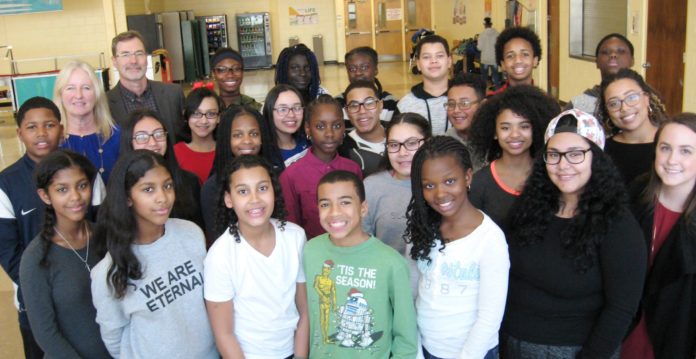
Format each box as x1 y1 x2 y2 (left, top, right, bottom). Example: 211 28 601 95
20 233 110 359
90 218 217 359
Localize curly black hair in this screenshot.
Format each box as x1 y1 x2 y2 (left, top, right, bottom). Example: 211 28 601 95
469 85 560 163
34 150 96 267
495 26 542 66
404 136 473 262
508 139 629 273
215 155 287 242
274 43 321 104
598 68 668 135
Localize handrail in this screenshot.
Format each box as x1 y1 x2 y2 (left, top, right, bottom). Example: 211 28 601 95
5 52 106 75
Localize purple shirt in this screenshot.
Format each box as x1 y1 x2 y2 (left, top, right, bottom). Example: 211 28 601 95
279 148 362 238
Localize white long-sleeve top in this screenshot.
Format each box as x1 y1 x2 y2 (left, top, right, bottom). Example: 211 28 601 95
416 212 509 359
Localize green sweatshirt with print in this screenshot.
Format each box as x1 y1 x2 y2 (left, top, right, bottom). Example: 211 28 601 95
304 234 417 359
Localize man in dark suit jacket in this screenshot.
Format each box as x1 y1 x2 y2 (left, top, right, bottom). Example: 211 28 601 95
107 30 185 141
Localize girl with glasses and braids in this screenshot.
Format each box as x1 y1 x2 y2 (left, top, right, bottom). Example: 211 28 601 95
174 87 223 184
468 85 560 230
274 44 329 105
121 109 203 229
500 110 647 359
599 68 668 185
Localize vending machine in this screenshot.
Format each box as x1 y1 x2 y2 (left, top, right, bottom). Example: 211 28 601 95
236 12 272 69
198 15 228 56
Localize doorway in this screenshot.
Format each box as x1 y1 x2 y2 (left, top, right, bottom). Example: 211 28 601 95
645 0 686 114
344 0 432 62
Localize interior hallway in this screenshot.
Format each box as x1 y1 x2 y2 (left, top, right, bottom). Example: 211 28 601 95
0 60 421 358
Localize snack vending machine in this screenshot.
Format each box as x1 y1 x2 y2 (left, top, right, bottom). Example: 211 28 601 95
236 12 272 69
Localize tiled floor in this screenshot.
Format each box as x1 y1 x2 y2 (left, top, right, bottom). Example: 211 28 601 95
0 61 421 358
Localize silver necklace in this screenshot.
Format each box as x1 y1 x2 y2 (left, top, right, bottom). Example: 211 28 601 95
54 223 91 273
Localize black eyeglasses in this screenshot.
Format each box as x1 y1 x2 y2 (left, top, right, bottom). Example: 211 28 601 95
191 111 219 119
345 97 380 113
444 99 479 111
132 129 167 144
543 148 591 165
386 138 424 153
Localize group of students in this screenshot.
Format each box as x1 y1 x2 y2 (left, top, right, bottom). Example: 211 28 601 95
1 24 694 359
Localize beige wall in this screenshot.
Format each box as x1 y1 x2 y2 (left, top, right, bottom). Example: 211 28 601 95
557 0 648 103
0 0 115 73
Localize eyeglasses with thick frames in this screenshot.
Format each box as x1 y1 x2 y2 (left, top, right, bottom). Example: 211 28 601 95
132 129 168 144
273 105 303 117
345 97 380 113
444 99 480 111
386 138 425 153
543 148 591 165
191 111 219 119
605 92 644 112
116 51 147 59
213 66 243 75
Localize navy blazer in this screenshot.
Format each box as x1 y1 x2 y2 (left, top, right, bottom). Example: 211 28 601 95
107 80 185 141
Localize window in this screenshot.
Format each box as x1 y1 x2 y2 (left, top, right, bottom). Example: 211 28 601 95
569 0 628 59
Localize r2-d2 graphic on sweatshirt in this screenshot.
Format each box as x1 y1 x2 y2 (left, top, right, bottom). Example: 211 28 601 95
335 288 375 348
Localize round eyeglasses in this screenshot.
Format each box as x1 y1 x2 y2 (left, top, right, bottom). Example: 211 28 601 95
132 129 167 144
605 92 644 112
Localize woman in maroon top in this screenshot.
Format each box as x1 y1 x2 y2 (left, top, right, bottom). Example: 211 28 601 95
624 113 696 359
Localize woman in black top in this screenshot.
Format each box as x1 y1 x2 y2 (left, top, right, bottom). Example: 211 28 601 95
502 109 647 359
599 69 667 185
623 113 696 359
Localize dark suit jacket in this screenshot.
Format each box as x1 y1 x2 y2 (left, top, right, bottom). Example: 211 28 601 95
107 80 185 141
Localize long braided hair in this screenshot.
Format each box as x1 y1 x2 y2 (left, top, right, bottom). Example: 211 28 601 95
215 155 287 242
274 44 321 103
34 150 96 267
404 136 473 262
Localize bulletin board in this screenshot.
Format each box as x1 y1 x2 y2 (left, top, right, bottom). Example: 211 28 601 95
0 0 63 15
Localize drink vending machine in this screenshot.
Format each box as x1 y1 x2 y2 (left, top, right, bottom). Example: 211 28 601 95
236 12 272 69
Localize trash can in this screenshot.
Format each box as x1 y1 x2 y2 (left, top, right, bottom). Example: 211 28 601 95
312 35 324 64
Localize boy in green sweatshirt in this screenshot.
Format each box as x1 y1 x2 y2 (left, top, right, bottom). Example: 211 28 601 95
304 170 417 358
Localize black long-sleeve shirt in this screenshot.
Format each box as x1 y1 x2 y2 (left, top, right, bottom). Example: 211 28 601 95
502 213 647 358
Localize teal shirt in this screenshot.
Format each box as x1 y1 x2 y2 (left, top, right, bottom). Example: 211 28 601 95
304 234 417 359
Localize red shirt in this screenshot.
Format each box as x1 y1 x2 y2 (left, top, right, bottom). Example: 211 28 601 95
173 142 215 185
621 201 681 359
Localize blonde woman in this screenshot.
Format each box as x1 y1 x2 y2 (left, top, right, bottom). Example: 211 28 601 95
54 60 120 183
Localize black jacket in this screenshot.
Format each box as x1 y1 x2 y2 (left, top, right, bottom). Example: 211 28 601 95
632 200 696 359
